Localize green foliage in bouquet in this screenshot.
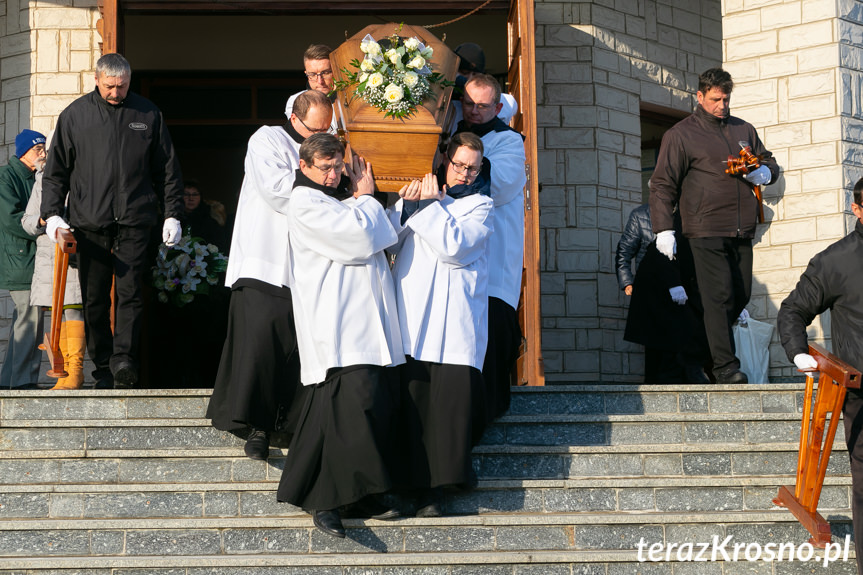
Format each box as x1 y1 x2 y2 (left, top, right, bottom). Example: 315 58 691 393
152 231 228 307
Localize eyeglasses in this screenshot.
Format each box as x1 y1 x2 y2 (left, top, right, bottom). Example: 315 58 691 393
462 99 495 112
448 157 481 177
296 116 331 134
31 145 46 156
305 70 333 81
310 161 344 174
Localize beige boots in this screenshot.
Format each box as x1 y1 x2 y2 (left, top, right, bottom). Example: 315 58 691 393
51 320 85 390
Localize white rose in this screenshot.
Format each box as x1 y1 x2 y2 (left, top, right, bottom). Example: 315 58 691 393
407 56 426 70
368 73 385 88
384 83 404 103
404 37 420 51
386 49 400 65
359 72 369 83
365 41 382 57
403 71 419 88
360 58 375 72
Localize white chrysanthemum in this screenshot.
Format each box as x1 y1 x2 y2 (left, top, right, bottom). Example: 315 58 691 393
368 73 385 88
384 83 404 103
404 37 420 51
360 58 375 72
403 72 419 88
407 56 426 70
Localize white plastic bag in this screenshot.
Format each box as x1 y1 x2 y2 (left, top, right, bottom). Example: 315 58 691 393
733 317 774 383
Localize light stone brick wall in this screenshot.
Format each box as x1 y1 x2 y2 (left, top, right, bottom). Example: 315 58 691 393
0 1 99 385
723 0 856 379
536 0 722 382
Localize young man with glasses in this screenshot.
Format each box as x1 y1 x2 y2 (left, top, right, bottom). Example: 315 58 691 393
207 90 334 461
284 44 338 134
454 74 527 423
778 176 863 575
388 131 494 516
0 129 47 389
277 133 403 538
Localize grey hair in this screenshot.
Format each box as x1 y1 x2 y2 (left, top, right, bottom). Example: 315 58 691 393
96 53 131 78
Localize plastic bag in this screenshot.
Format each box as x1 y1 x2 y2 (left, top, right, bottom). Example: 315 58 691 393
733 317 774 383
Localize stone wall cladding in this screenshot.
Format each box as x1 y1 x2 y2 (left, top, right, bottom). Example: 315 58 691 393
536 0 722 382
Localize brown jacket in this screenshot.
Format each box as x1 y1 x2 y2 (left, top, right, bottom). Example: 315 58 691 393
649 105 778 239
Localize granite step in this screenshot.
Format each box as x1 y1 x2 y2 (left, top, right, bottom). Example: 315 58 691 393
0 510 854 559
0 477 853 521
0 384 811 421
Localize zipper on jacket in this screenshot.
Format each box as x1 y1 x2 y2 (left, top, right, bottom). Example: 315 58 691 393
717 121 742 237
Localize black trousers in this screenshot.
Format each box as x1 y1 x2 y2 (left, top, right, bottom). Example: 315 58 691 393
688 236 752 374
844 388 863 575
75 226 152 383
482 297 520 422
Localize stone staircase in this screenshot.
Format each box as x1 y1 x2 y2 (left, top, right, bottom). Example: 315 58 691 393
0 384 857 574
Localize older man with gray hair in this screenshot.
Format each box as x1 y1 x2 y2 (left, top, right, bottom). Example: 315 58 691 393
42 53 184 389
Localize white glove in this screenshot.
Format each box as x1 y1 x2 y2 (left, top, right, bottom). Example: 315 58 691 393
162 217 182 246
793 353 818 371
656 230 676 260
744 165 771 186
669 286 688 305
46 215 70 244
737 308 750 325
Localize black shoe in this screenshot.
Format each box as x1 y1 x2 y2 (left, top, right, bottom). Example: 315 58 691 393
112 362 138 389
313 509 345 538
684 366 711 384
415 501 443 518
244 429 270 460
94 377 114 389
340 495 400 520
715 368 748 384
414 487 443 517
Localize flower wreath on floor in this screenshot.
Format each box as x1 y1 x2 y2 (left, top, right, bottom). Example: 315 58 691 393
152 231 228 307
333 25 450 119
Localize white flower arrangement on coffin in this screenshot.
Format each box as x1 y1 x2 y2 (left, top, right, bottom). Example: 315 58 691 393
333 25 451 120
152 231 228 307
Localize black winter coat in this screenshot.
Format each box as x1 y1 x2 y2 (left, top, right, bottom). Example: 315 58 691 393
778 220 863 374
42 89 184 232
616 204 654 290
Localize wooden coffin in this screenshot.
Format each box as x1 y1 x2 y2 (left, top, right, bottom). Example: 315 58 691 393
330 23 458 192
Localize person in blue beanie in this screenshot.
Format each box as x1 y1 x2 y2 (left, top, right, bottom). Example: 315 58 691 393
0 129 47 389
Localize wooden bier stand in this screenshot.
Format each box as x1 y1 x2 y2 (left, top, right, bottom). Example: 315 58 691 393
40 228 77 378
773 343 861 547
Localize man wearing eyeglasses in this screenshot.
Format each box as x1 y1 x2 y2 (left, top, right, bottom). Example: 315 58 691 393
388 131 493 516
284 44 338 134
455 74 527 423
777 175 863 575
207 90 334 461
277 134 403 538
0 129 47 389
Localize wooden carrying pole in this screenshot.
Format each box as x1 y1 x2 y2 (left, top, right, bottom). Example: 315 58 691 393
42 229 77 378
773 342 861 547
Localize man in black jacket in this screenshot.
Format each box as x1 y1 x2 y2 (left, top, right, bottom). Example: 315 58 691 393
777 176 863 574
41 53 184 389
649 68 780 384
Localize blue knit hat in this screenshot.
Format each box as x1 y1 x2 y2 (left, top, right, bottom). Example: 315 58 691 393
15 129 46 158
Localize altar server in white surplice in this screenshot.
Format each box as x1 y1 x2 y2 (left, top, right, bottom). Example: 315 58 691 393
388 131 494 517
277 133 404 540
207 90 334 462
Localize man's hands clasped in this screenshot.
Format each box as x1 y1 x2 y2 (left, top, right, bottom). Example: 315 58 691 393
398 173 445 202
345 155 375 198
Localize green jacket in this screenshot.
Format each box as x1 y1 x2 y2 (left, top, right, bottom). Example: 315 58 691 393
0 156 38 290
